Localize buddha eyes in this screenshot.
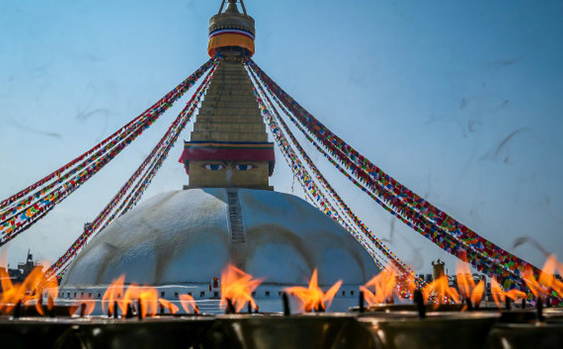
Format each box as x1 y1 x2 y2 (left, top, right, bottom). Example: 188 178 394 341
234 164 254 171
204 164 225 170
202 163 255 171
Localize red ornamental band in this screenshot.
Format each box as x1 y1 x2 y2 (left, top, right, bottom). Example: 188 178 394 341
180 141 275 175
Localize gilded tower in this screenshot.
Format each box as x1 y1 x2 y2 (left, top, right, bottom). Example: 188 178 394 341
182 0 274 190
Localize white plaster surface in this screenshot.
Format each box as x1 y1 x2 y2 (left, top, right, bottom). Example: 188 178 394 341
61 188 378 287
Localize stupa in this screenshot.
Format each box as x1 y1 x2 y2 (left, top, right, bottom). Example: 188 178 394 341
59 0 377 302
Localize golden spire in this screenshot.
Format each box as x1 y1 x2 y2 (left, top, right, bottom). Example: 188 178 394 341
181 1 274 190
208 0 256 57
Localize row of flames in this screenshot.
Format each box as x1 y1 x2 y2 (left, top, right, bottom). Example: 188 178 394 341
0 256 562 317
360 255 563 309
99 275 199 318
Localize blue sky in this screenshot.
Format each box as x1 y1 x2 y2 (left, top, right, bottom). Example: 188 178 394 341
0 0 562 274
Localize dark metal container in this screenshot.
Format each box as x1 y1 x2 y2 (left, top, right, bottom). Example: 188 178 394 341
53 315 215 349
544 307 563 322
351 303 465 313
203 313 376 349
358 311 499 349
0 317 77 349
488 322 563 349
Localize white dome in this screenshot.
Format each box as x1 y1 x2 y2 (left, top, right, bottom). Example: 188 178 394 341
62 188 378 286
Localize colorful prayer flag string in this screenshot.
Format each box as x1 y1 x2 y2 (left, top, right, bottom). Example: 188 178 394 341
0 58 216 247
247 59 556 303
46 60 218 279
248 63 428 296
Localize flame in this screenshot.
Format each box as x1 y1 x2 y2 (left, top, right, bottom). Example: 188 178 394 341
422 275 459 304
70 295 96 317
0 267 19 314
0 266 52 315
491 277 526 309
285 269 342 312
491 278 504 308
44 278 59 311
158 298 179 314
19 266 45 298
523 265 543 298
522 255 563 302
102 274 125 316
551 276 563 300
505 289 527 301
35 276 59 316
0 268 13 308
179 294 200 314
470 280 485 306
455 262 484 307
397 271 417 299
139 288 159 318
455 262 474 300
220 264 264 313
537 255 563 299
125 285 178 317
98 276 186 318
121 284 142 316
361 267 397 306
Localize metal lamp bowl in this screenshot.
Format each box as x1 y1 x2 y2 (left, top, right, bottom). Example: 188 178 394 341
204 312 376 349
53 315 216 349
0 317 78 349
358 311 499 349
497 307 563 324
488 322 563 349
498 310 537 324
351 303 465 313
544 307 563 322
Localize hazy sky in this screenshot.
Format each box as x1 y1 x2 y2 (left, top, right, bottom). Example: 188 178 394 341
1 0 562 274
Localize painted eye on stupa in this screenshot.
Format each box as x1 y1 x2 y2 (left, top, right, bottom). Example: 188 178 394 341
234 164 254 171
203 163 225 171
